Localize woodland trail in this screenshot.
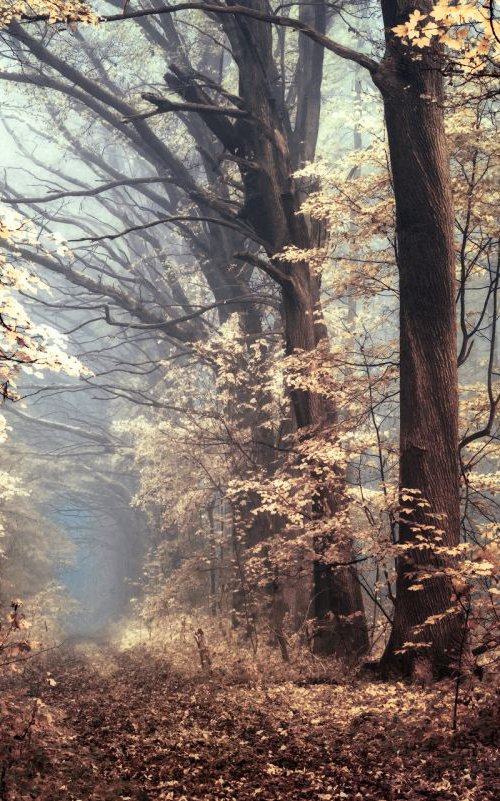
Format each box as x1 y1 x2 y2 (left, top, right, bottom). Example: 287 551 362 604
1 645 499 801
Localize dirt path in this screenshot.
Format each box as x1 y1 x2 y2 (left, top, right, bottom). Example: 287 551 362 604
1 646 498 801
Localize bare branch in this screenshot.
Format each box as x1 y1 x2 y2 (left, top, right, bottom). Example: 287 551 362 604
103 293 280 331
2 175 173 205
6 406 115 446
70 213 269 249
459 249 500 450
123 93 249 123
20 4 380 75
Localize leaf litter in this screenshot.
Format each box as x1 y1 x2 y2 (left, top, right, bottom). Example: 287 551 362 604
0 643 498 801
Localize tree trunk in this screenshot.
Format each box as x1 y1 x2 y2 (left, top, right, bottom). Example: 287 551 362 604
282 270 369 657
231 0 369 658
375 6 464 677
164 0 369 658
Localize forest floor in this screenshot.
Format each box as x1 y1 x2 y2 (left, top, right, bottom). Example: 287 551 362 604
0 642 499 801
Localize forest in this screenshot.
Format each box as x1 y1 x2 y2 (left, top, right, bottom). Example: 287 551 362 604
0 1 499 799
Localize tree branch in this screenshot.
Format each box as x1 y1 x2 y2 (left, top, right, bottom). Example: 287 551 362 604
103 293 280 331
459 249 500 450
70 213 268 248
233 250 291 286
2 174 173 205
6 406 115 446
18 4 379 74
124 93 249 124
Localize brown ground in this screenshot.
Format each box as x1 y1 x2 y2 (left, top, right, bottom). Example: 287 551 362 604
1 645 498 801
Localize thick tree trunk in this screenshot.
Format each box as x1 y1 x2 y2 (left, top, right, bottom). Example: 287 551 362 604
375 10 464 677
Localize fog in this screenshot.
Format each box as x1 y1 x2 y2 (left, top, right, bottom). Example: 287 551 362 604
0 6 382 638
0 2 497 659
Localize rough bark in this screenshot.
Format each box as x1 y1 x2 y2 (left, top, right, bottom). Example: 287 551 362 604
375 0 464 677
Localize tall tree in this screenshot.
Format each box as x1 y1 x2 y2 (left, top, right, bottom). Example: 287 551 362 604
148 1 370 657
374 0 462 677
82 0 479 675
